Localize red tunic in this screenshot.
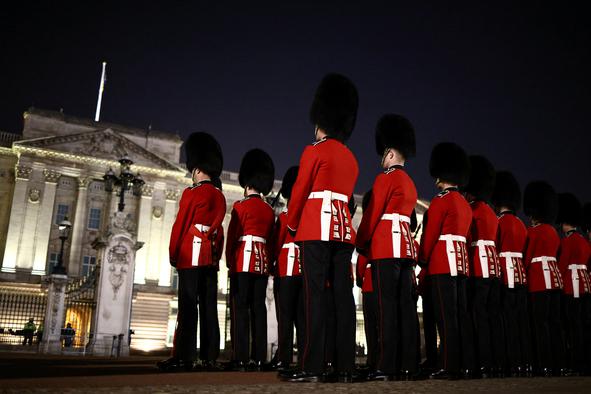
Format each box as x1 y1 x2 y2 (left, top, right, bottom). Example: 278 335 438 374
524 223 563 292
496 212 528 287
419 188 472 276
169 181 226 269
225 195 275 275
355 252 372 293
287 138 359 244
467 201 501 279
558 231 591 297
356 166 418 261
271 211 301 277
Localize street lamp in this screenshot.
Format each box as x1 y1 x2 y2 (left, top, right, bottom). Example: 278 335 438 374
103 155 145 212
52 217 72 275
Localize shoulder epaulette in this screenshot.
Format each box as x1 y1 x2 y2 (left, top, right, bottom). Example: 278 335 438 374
437 189 450 198
384 167 397 175
312 137 328 146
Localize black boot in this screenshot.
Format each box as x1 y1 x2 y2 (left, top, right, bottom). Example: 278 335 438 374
430 369 460 380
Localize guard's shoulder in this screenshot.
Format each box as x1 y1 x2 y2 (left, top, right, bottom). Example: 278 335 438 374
312 137 328 147
436 189 450 198
384 167 397 175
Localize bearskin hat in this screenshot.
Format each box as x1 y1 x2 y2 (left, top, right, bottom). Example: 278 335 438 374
211 177 222 191
464 155 496 201
183 132 223 178
557 193 582 226
375 114 416 159
523 181 558 224
582 203 591 234
238 148 275 195
309 73 359 142
491 171 521 212
279 166 299 200
429 142 470 187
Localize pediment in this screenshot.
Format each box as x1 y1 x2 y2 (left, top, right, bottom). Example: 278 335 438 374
15 128 185 172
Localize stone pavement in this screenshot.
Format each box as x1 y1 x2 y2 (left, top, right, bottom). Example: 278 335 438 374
1 353 590 393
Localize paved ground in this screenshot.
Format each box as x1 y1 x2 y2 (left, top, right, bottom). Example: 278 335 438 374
1 353 590 393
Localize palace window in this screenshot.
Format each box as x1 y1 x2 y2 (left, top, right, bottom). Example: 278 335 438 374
82 256 96 277
88 208 101 230
55 204 69 225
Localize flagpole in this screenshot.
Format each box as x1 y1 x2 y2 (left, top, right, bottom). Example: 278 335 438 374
94 61 107 122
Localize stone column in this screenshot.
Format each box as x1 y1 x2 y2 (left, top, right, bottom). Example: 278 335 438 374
31 169 61 275
133 184 153 284
40 274 68 354
145 182 165 283
158 189 179 287
88 211 143 356
1 165 31 273
68 177 90 277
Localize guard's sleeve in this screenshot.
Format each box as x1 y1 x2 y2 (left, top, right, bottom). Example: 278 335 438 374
356 173 388 251
287 146 319 232
418 199 444 266
225 203 242 270
271 215 287 273
169 188 191 266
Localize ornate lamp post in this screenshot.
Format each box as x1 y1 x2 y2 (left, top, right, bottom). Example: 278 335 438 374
103 155 145 212
52 217 72 275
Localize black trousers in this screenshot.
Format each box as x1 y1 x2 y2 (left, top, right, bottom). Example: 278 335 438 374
324 284 336 365
421 276 438 367
177 268 202 361
582 294 591 372
530 290 566 370
299 241 356 373
363 290 379 370
198 266 220 361
230 272 268 362
562 294 584 369
470 277 505 369
501 285 532 368
457 275 476 370
373 259 419 373
430 274 460 373
276 276 304 364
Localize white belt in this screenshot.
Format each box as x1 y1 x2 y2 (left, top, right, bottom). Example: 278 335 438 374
531 256 557 290
499 251 522 288
470 240 496 279
568 264 587 298
381 213 411 258
308 190 349 241
438 234 466 277
238 235 266 272
281 242 300 276
192 224 211 266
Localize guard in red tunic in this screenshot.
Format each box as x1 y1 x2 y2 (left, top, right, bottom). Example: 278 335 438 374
419 142 473 380
523 181 566 376
356 114 418 380
463 155 503 378
162 132 226 371
557 193 591 374
356 191 378 374
271 166 304 371
226 149 275 371
284 73 359 383
491 171 532 377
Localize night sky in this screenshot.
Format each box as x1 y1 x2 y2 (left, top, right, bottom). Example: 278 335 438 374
2 2 590 203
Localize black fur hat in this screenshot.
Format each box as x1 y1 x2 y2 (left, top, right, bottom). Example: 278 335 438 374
491 171 521 212
464 155 496 201
582 203 591 233
523 181 558 224
557 193 582 226
279 166 299 200
183 132 223 178
375 114 416 159
310 73 359 142
429 142 470 187
238 148 275 195
211 177 222 190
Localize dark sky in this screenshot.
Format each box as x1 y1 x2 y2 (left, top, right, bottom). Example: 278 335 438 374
1 1 590 203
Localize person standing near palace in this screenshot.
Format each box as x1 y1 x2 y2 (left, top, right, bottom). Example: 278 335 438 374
463 155 504 378
164 132 226 372
356 190 378 375
271 166 304 371
419 142 473 380
356 114 419 381
226 149 275 371
523 181 567 376
283 73 359 383
556 192 591 374
491 171 532 377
